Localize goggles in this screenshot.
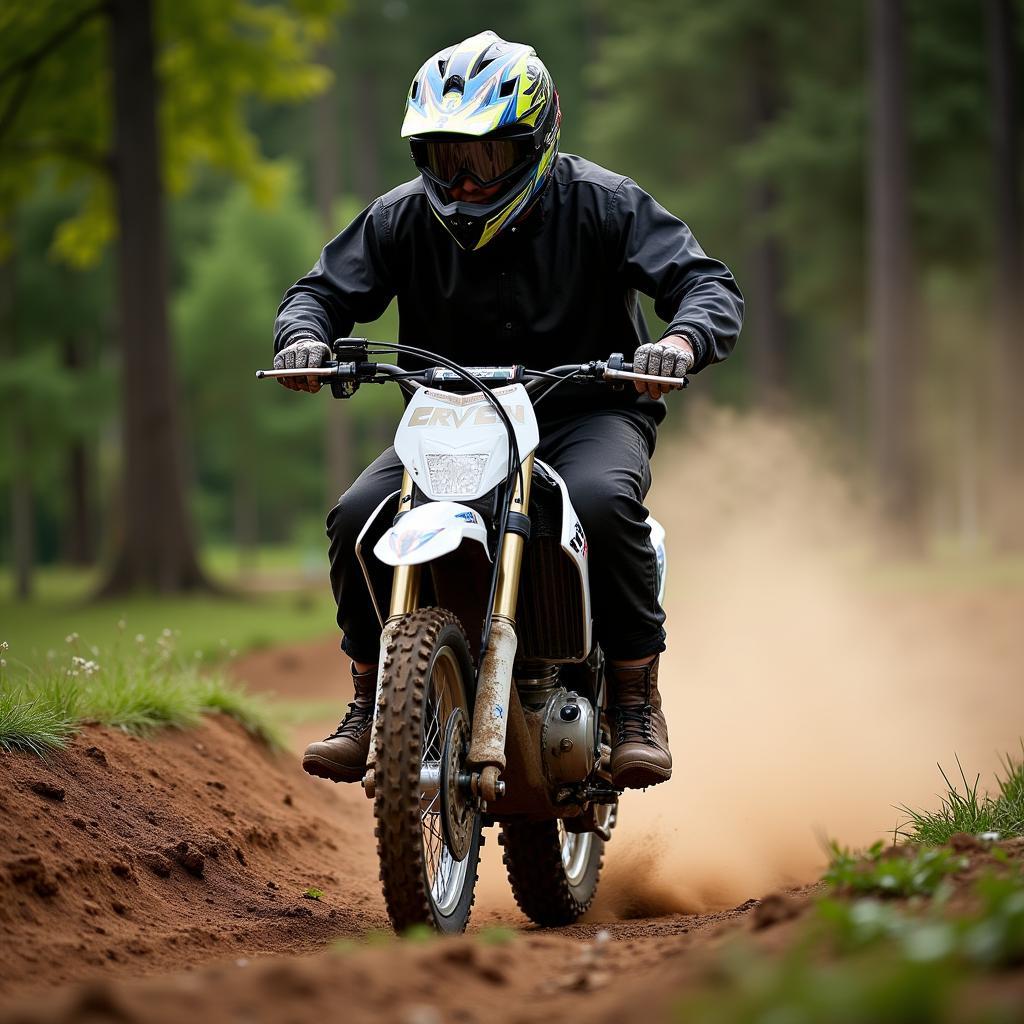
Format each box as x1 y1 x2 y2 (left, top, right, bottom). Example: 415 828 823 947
410 136 537 189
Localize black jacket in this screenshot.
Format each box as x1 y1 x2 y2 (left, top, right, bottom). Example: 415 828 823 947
274 154 743 431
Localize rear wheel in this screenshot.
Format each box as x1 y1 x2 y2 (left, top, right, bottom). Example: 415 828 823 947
500 817 606 926
373 608 481 933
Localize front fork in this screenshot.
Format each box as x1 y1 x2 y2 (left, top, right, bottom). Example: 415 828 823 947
362 458 534 802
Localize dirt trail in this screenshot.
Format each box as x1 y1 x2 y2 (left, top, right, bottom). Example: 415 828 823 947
2 415 1023 1018
0 715 782 1022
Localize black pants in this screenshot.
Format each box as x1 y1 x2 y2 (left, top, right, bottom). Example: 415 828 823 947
326 410 666 664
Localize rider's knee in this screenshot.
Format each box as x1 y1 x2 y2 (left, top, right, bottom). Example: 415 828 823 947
570 478 638 548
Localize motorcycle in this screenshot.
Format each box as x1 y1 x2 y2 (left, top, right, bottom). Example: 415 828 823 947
257 339 679 934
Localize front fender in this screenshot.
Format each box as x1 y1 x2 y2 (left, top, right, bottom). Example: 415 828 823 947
373 501 491 567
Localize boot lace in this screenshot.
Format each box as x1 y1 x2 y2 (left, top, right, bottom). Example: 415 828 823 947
616 704 654 744
327 699 372 740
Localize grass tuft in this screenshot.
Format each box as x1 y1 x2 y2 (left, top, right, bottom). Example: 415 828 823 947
898 747 1024 844
0 681 76 756
0 633 286 757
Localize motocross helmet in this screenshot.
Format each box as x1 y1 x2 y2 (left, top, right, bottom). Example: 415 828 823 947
401 31 561 251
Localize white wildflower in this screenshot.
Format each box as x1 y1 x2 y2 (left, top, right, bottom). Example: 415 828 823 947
117 619 127 631
72 656 100 678
135 634 146 644
65 632 79 644
0 640 9 651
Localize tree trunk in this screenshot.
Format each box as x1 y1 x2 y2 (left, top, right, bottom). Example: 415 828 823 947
315 41 355 507
10 424 33 601
0 250 32 600
99 0 208 594
868 0 923 544
233 463 259 576
350 15 379 202
745 29 790 407
62 335 95 565
985 0 1024 547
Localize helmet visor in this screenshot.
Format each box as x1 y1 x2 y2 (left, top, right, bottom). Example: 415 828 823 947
410 137 536 189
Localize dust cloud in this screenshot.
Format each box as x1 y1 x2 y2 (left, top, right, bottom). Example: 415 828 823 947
478 409 1024 920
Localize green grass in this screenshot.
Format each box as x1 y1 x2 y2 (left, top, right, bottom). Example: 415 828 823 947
0 580 336 669
898 750 1024 844
825 840 968 899
0 634 286 755
676 852 1024 1023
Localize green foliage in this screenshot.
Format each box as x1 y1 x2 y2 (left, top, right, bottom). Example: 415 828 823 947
677 856 1024 1022
303 886 325 901
0 631 286 754
825 840 967 898
0 0 344 266
899 751 1024 845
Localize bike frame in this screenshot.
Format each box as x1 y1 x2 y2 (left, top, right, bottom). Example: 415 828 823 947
257 341 679 808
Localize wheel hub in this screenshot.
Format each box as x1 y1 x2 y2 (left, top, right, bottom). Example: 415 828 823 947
440 707 473 861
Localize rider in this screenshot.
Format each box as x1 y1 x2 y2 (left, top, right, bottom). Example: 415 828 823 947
274 31 743 791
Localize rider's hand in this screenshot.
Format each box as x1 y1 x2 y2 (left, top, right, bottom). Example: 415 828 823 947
274 335 331 393
633 335 695 399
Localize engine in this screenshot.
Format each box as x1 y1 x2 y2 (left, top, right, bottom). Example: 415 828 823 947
540 688 596 785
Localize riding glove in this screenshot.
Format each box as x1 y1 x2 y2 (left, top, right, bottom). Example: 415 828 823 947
274 334 331 393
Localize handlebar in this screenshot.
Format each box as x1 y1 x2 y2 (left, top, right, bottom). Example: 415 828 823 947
255 351 688 394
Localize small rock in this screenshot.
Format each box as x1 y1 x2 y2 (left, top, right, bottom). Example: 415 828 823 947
69 980 126 1019
950 832 983 853
30 781 66 802
110 860 135 881
170 841 205 877
83 746 108 765
139 851 173 879
752 893 800 930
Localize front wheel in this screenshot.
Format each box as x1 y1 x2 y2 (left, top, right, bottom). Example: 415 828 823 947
500 818 606 926
373 608 481 933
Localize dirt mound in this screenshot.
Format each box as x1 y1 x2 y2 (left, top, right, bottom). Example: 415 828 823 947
0 716 385 1000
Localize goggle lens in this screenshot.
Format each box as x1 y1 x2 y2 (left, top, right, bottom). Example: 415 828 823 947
412 138 534 188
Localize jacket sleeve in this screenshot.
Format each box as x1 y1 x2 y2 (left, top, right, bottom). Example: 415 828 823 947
273 198 397 353
607 178 744 370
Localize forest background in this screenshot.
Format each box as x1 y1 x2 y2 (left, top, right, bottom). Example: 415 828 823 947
1 0 1021 606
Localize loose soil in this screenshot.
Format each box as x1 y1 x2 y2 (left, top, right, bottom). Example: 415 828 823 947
0 714 780 1023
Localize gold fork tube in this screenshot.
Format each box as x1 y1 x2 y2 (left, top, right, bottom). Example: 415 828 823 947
388 471 421 618
491 454 534 623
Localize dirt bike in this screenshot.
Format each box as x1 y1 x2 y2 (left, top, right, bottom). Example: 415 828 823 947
257 339 680 934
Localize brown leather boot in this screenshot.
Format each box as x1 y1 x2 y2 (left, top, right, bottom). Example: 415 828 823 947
606 656 672 789
302 664 377 783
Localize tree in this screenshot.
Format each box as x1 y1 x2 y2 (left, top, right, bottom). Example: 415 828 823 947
103 0 203 592
0 0 339 593
175 175 325 562
869 0 922 541
985 0 1024 546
